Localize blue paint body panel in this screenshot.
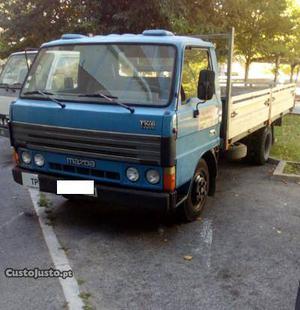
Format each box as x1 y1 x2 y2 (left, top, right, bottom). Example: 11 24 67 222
11 99 174 136
42 33 214 50
175 46 222 187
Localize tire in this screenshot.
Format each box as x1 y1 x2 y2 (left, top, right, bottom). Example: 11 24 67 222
226 142 248 161
253 126 273 165
177 159 210 222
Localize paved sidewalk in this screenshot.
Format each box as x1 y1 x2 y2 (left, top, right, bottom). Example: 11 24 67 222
293 102 300 114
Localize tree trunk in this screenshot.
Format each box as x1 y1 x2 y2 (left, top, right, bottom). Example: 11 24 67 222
274 55 281 84
296 66 300 83
290 64 296 83
244 58 251 85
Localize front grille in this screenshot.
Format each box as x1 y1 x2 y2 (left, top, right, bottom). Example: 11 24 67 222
12 121 162 165
49 162 120 180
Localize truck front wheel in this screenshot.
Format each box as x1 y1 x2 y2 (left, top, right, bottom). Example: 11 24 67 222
177 159 210 222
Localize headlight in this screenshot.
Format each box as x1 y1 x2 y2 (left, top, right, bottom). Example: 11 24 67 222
21 151 31 164
146 169 160 184
0 118 3 126
34 154 45 167
126 167 139 182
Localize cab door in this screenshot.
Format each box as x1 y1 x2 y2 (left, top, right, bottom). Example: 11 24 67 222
176 46 221 188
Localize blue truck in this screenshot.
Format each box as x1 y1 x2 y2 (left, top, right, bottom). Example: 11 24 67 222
0 50 37 137
9 30 295 221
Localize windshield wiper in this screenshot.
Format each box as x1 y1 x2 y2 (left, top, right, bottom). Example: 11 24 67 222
9 82 23 89
78 91 135 114
0 82 22 91
23 90 65 109
0 82 23 90
0 83 9 88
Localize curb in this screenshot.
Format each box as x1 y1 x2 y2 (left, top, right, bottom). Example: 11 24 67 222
272 160 300 182
268 157 280 165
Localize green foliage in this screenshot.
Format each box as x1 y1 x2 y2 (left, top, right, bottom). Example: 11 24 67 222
0 0 300 81
79 291 94 310
219 0 295 81
271 115 300 161
283 162 300 175
0 0 172 57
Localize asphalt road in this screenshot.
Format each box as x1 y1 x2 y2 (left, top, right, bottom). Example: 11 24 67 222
0 136 299 310
0 137 65 309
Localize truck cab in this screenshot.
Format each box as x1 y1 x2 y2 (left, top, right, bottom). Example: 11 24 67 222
10 30 221 221
0 50 37 137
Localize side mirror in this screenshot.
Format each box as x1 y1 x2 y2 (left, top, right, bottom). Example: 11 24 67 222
197 69 215 101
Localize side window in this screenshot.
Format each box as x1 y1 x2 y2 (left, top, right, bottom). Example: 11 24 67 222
181 47 210 104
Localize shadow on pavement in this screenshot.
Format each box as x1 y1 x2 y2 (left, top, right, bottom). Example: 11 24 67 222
49 195 185 235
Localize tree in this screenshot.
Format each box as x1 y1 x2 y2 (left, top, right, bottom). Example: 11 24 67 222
0 0 77 57
259 4 297 83
163 0 223 34
221 0 292 83
0 0 174 58
284 3 300 82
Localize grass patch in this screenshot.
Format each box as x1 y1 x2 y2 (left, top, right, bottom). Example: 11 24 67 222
271 114 300 161
38 193 52 208
79 292 94 310
77 278 85 285
283 162 300 175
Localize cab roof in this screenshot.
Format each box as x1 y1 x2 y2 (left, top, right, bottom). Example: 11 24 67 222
42 29 214 49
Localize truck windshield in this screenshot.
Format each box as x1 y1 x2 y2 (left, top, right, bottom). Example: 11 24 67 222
0 53 35 88
22 44 176 106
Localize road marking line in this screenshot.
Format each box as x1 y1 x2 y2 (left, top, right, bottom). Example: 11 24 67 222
200 219 213 268
0 212 24 230
29 189 84 310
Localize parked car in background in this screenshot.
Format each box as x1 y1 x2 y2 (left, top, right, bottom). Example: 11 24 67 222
0 50 37 137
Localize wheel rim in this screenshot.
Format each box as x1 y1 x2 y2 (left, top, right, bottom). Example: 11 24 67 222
264 133 272 159
191 171 208 211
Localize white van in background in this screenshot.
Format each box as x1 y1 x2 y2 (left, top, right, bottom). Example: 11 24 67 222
0 50 37 137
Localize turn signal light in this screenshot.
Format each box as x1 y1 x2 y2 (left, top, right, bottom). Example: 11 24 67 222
13 149 19 164
163 167 176 192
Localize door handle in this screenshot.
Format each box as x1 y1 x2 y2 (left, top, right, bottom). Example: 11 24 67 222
231 111 238 118
209 129 216 136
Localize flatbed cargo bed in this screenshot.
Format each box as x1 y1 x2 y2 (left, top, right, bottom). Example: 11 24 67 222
223 83 295 147
199 29 296 149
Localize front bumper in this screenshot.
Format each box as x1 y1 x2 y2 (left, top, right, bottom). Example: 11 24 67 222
12 167 176 211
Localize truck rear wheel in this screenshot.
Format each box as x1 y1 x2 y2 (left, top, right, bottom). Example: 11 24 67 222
252 126 273 165
177 159 210 222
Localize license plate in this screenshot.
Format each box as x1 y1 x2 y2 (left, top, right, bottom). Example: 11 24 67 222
22 173 40 189
57 180 95 195
88 188 98 197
